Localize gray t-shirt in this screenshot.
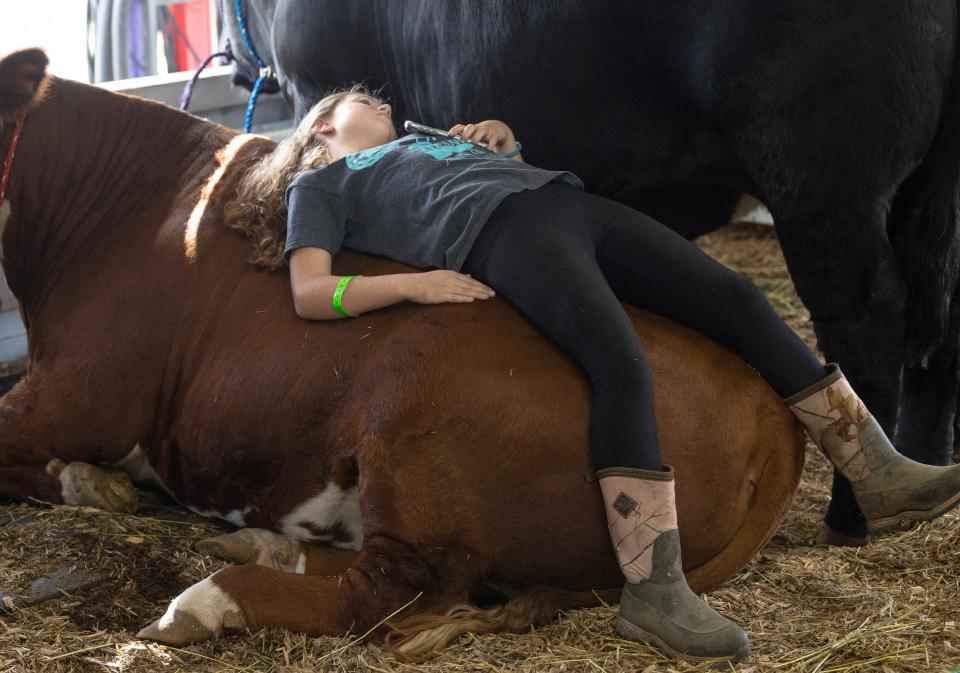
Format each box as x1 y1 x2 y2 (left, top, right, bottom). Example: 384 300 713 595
284 133 584 270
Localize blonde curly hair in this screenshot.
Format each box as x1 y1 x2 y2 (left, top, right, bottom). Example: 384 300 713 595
225 84 384 269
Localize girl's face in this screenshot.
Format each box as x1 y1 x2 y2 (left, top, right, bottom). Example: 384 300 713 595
312 94 397 154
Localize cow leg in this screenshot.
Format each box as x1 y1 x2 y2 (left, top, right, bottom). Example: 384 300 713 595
769 200 907 543
0 465 63 503
728 25 955 540
903 373 958 462
139 534 437 645
0 460 138 512
896 297 960 465
0 378 138 511
0 385 60 503
195 528 358 575
898 359 960 467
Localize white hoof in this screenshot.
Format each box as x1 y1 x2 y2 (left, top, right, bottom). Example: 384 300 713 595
137 574 246 645
195 528 306 573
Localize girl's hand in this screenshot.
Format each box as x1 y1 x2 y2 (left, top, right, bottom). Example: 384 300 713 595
402 271 496 305
448 120 516 154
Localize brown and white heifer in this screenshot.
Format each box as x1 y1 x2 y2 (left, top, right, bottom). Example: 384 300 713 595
0 49 804 655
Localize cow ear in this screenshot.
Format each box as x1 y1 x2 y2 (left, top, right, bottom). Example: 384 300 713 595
0 49 50 125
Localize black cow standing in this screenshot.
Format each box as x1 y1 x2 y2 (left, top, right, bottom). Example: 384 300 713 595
221 0 960 544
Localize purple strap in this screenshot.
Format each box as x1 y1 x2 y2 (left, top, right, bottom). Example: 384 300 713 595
179 46 233 111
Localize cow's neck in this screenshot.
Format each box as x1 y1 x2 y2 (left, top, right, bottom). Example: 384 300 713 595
2 77 229 321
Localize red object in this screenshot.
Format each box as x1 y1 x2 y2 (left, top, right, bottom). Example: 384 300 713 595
170 1 213 72
0 114 26 207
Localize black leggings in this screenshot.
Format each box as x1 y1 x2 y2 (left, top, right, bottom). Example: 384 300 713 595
461 182 826 472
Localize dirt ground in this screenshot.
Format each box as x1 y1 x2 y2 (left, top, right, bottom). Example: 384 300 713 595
1 222 958 673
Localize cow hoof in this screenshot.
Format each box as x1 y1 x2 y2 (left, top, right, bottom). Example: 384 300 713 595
195 529 303 572
195 532 261 565
814 522 870 547
48 460 138 514
137 575 246 645
137 610 212 645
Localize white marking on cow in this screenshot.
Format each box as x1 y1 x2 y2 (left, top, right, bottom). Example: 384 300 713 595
279 483 363 551
184 133 256 264
187 504 253 528
111 444 175 498
158 573 242 636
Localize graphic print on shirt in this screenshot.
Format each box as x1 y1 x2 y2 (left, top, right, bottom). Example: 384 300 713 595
344 139 403 170
344 135 491 171
404 136 489 164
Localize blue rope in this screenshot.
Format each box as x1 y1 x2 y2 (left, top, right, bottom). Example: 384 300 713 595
245 70 270 134
234 0 266 69
234 0 275 133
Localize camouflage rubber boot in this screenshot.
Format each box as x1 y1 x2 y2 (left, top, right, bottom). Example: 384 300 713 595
785 363 960 532
597 466 750 662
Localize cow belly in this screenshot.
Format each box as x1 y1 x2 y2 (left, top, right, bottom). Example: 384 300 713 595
111 445 255 528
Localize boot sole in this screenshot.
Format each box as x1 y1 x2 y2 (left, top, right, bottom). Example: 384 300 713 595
867 489 960 533
615 616 750 663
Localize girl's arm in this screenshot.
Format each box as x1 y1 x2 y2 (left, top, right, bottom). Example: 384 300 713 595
289 247 495 320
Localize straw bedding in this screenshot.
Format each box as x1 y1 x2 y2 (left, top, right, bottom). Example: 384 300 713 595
1 222 957 673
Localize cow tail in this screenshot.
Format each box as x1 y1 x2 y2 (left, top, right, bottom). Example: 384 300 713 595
382 586 614 661
896 4 960 367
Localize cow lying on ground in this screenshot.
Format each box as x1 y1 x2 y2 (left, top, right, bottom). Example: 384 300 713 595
0 49 803 655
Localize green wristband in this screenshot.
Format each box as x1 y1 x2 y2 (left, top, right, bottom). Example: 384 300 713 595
332 275 362 318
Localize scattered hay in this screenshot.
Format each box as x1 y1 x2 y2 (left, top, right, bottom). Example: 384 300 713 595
1 222 958 673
